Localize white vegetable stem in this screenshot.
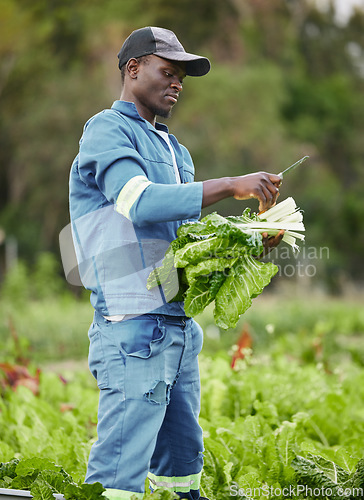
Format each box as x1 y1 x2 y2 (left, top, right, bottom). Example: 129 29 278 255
258 197 303 224
235 197 305 251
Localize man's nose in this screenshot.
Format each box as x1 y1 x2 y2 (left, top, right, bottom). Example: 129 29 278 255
171 79 183 92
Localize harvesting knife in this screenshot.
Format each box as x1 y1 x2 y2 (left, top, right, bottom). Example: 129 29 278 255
278 155 309 180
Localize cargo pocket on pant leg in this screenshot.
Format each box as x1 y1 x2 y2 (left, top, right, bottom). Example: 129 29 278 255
88 326 109 389
88 323 126 392
120 317 175 403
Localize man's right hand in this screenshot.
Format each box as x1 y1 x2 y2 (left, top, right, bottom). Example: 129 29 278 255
232 172 281 212
202 172 282 212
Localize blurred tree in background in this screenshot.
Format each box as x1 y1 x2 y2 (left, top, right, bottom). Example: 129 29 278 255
0 0 363 288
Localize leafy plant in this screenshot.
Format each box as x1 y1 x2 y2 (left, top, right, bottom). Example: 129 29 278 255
0 371 98 480
292 453 364 499
0 297 363 499
148 197 305 329
0 457 105 499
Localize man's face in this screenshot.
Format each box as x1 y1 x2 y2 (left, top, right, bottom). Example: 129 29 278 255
131 55 186 123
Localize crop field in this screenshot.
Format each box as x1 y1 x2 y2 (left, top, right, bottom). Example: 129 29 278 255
2 0 364 497
1 290 364 499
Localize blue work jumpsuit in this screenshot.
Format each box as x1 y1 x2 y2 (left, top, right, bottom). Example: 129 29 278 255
69 100 205 499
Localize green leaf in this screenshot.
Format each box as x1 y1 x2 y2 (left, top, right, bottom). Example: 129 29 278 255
147 247 175 288
64 481 105 499
15 457 64 477
347 459 364 491
184 276 213 317
11 471 39 490
30 477 56 500
184 256 237 284
0 475 13 488
208 271 227 300
174 236 230 268
292 453 351 499
275 422 298 467
274 421 299 484
0 459 19 481
39 470 73 493
213 255 278 329
232 471 262 499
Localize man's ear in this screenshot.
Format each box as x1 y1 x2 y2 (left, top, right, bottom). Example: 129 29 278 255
126 58 139 79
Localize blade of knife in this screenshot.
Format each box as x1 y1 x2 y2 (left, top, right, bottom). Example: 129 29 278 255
278 155 309 179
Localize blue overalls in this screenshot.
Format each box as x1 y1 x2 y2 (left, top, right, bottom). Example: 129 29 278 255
69 101 205 499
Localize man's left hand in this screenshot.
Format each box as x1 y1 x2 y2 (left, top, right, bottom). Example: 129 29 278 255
260 229 285 258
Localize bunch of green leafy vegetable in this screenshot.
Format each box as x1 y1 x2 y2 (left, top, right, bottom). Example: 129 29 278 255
0 457 105 499
0 458 179 500
147 197 304 329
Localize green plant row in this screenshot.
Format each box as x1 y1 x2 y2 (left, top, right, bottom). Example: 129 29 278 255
1 348 364 499
198 354 364 498
2 292 364 366
0 371 97 481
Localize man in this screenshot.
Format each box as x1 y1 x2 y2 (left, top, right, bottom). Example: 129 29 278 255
69 27 282 500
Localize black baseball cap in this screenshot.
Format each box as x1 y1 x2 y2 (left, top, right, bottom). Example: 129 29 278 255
117 27 211 77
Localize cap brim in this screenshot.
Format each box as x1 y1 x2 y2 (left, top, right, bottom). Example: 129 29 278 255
154 50 211 76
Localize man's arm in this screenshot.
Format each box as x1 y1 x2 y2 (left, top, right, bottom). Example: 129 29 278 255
202 172 281 212
128 171 281 226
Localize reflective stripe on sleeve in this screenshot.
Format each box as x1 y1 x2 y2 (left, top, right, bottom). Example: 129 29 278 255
148 470 201 493
103 488 143 499
115 175 152 219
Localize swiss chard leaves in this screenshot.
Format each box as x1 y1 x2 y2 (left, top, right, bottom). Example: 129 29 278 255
291 453 364 499
213 255 278 329
147 211 277 329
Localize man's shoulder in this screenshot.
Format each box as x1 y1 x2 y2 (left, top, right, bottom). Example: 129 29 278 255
86 107 126 125
83 106 137 138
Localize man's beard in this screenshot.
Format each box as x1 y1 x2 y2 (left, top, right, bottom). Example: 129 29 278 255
154 106 172 119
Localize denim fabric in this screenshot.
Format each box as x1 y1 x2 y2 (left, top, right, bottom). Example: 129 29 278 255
86 312 204 498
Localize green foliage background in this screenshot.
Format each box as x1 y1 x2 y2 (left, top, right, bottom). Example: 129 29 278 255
1 291 364 499
1 0 364 286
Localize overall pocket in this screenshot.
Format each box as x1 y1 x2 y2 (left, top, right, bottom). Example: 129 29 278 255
118 316 168 359
88 321 125 390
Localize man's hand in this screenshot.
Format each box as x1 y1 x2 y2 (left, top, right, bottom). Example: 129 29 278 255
260 229 285 258
202 172 282 211
232 172 282 212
